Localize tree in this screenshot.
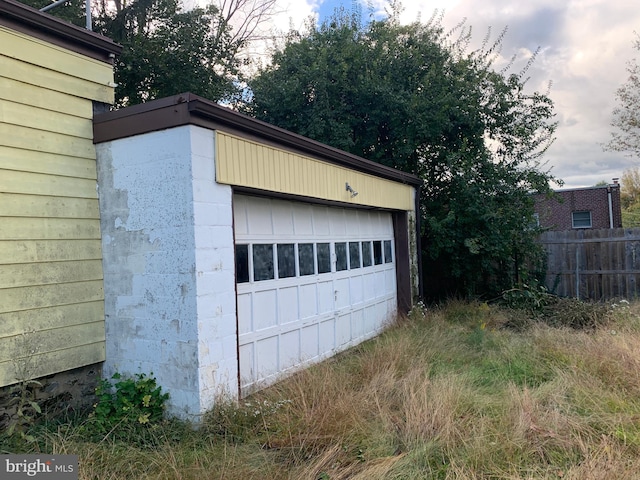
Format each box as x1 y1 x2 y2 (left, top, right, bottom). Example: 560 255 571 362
244 6 559 299
22 0 277 106
619 167 640 227
620 166 640 209
19 0 86 26
606 34 640 158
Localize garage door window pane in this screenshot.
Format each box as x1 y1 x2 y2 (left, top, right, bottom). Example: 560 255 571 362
362 241 372 267
335 242 348 271
317 243 331 273
253 244 274 281
384 240 393 263
235 244 249 283
298 243 315 276
373 241 383 265
349 242 361 269
277 244 296 278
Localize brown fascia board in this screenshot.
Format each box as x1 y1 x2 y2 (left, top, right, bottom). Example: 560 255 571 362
93 93 422 187
0 0 121 63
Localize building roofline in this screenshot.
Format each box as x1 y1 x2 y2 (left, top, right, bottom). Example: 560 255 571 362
0 0 121 63
552 184 620 194
93 93 422 186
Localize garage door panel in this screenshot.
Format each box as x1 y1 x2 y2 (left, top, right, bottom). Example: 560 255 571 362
256 336 279 378
313 207 330 235
246 200 274 235
344 209 359 235
278 286 298 324
319 318 335 355
301 324 319 359
272 200 294 235
350 275 364 305
300 283 318 319
237 293 252 334
233 196 249 235
239 343 254 384
292 203 314 235
364 304 379 331
374 271 388 297
337 313 351 346
334 277 350 309
317 281 334 313
280 330 300 370
385 269 396 292
329 209 347 236
363 272 377 301
254 290 277 330
351 309 365 340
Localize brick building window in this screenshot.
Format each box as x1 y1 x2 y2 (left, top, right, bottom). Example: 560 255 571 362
572 211 592 228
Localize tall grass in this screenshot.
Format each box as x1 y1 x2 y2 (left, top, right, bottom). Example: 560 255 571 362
6 299 640 479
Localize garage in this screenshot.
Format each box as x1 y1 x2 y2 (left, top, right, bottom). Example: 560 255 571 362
234 194 397 393
94 93 421 419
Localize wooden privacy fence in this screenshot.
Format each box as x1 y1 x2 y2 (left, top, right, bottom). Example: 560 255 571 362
538 228 640 300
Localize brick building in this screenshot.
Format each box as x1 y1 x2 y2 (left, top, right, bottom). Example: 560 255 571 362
534 183 622 231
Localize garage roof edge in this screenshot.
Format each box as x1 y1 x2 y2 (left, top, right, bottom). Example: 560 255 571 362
93 93 422 186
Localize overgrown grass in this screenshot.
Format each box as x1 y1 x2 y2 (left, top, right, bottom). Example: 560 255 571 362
4 299 640 479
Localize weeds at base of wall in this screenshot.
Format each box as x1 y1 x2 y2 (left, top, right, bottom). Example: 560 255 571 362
0 331 45 445
2 379 43 444
80 372 170 445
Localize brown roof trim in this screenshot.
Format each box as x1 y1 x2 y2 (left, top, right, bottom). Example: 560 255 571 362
93 93 422 186
0 0 121 63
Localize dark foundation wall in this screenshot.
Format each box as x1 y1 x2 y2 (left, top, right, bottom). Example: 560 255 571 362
0 363 101 431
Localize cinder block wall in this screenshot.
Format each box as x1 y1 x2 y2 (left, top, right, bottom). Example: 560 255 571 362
96 125 238 419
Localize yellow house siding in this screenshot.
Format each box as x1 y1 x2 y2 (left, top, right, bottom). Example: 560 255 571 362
0 146 98 179
215 131 415 211
0 27 115 103
0 24 114 386
0 54 113 104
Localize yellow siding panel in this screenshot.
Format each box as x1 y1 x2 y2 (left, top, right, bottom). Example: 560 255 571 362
0 124 95 158
0 321 104 364
0 193 99 219
0 280 104 314
0 76 90 119
0 260 103 289
0 240 102 265
0 99 93 139
0 301 104 338
0 146 97 179
0 55 113 104
0 218 101 240
0 27 114 90
0 170 98 199
0 341 105 386
215 132 415 211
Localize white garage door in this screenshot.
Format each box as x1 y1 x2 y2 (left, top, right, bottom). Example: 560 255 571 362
233 194 397 394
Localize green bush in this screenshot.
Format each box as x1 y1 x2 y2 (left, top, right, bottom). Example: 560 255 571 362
90 373 169 436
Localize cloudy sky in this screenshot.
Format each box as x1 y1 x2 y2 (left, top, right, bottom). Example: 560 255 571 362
266 0 640 188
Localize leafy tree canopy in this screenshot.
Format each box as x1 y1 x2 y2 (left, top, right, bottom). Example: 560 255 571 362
244 4 559 299
606 34 640 158
21 0 276 106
